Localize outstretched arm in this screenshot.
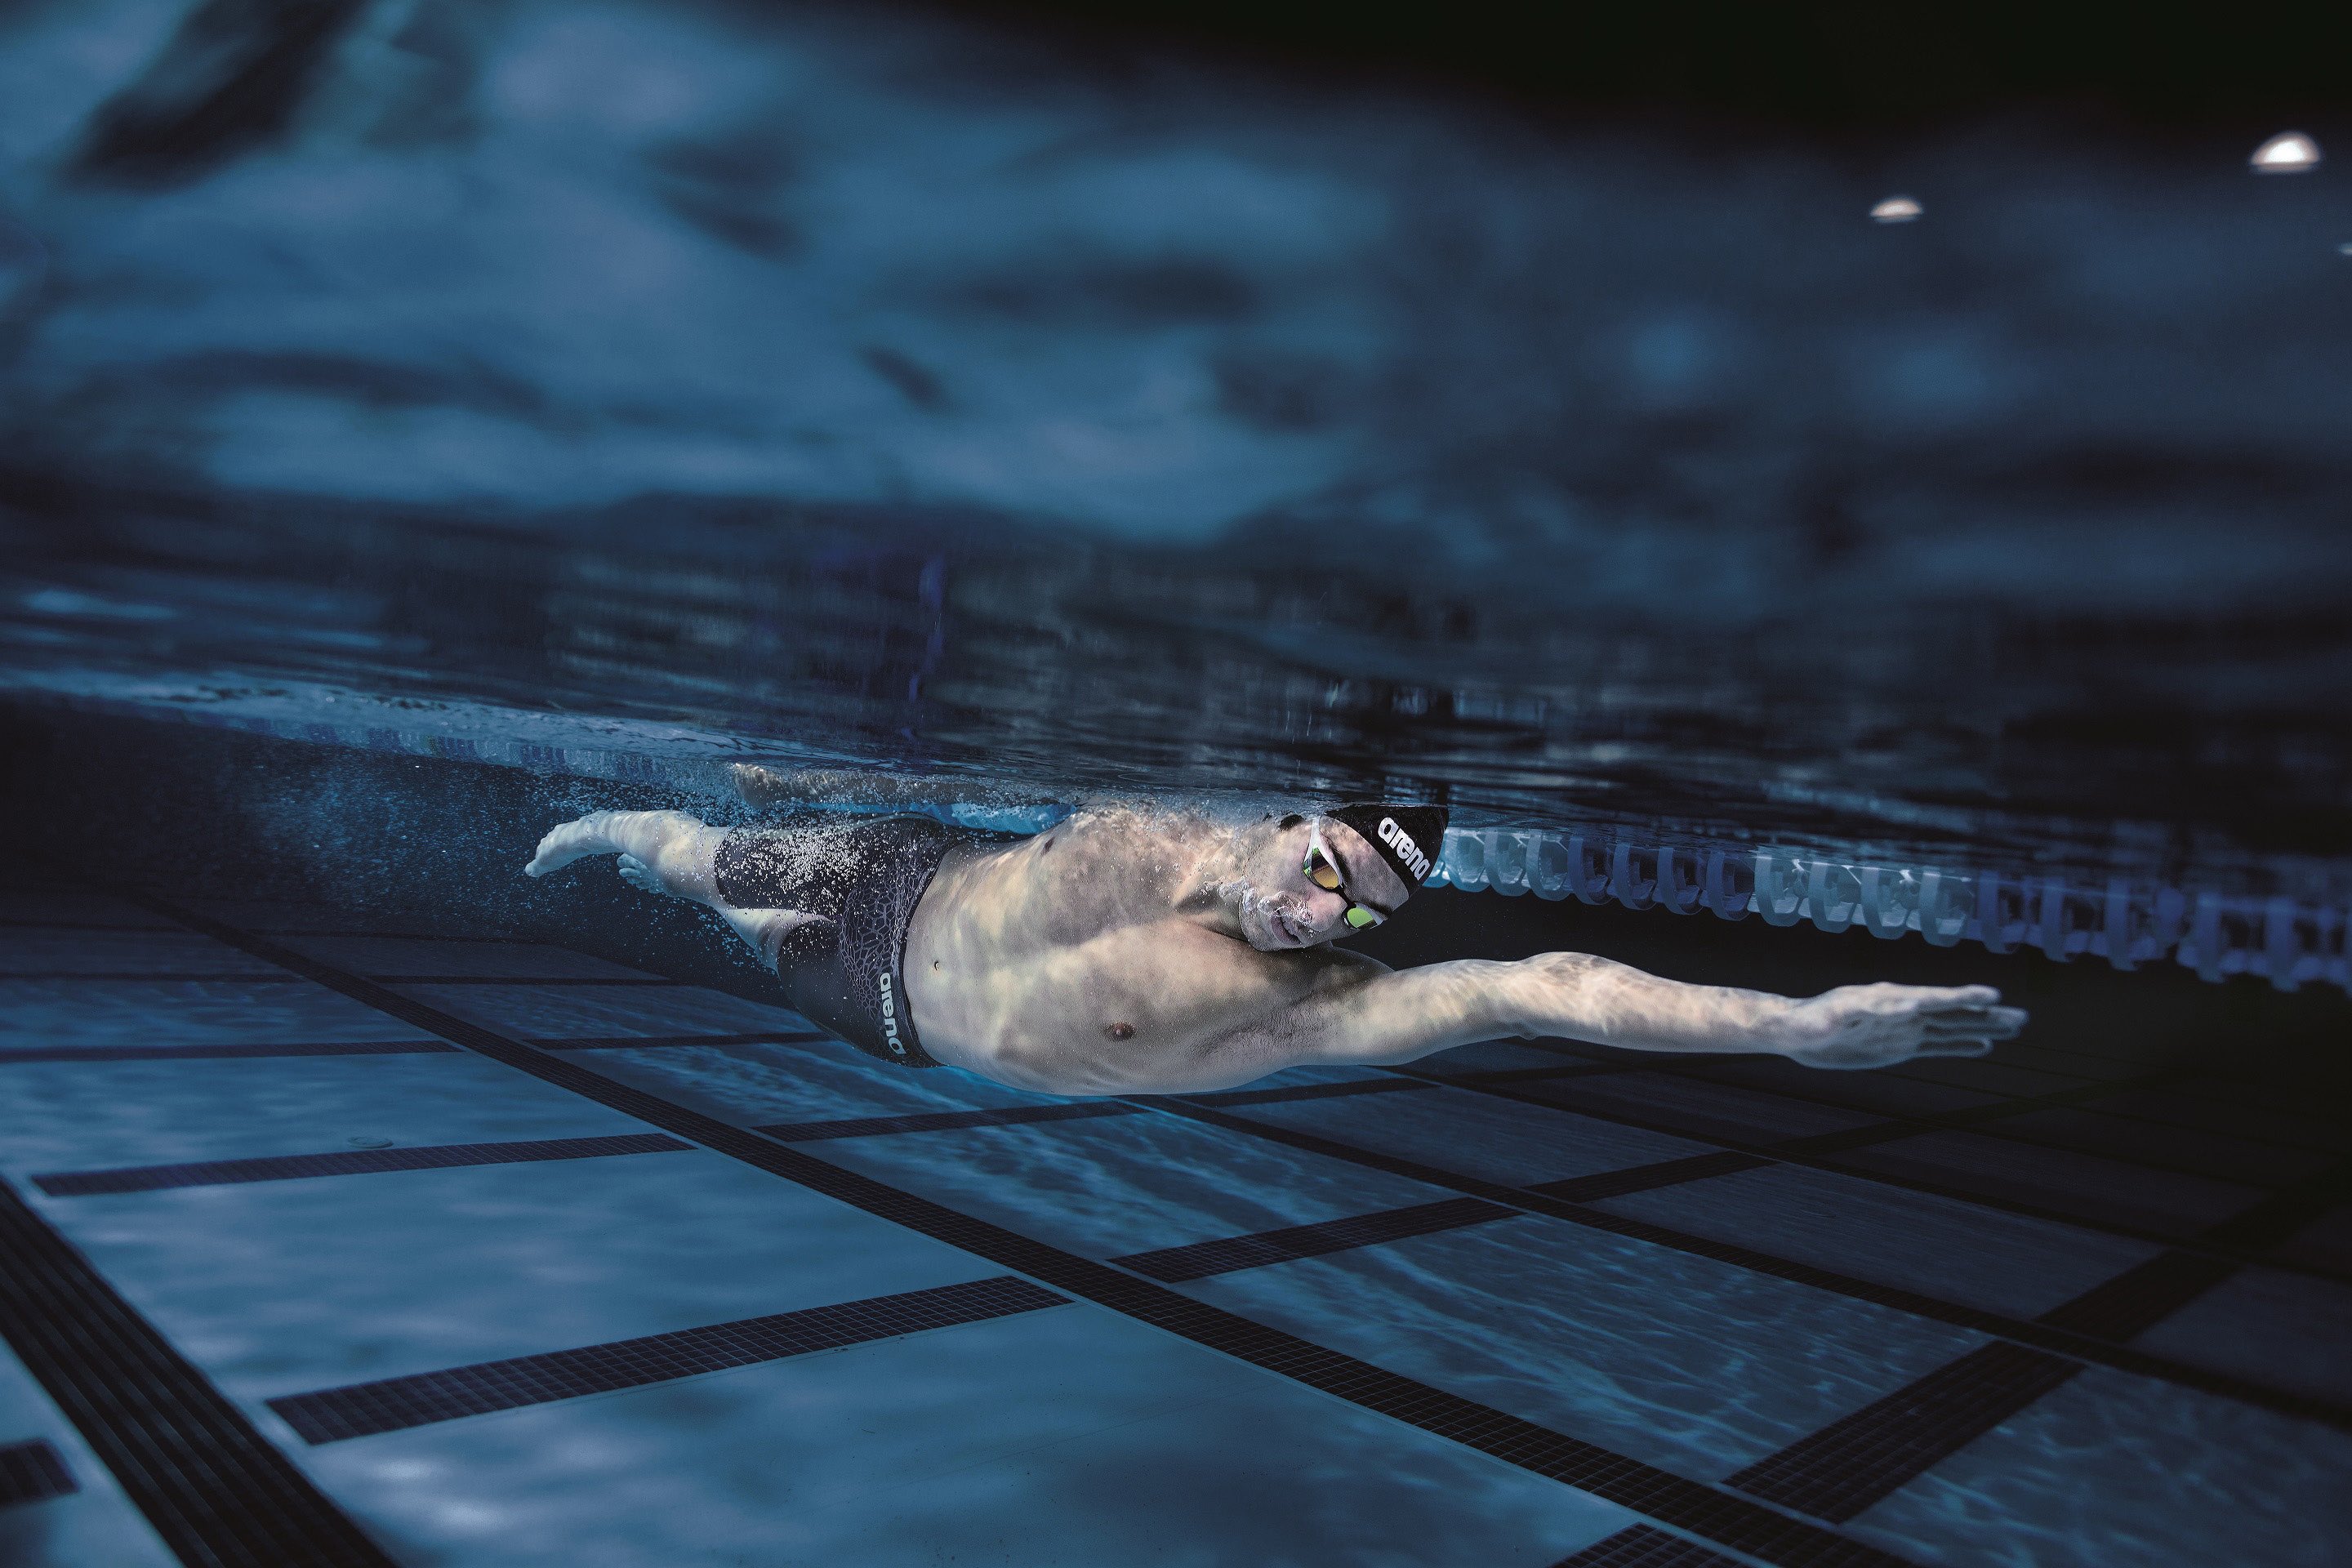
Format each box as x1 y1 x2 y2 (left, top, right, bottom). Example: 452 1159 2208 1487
1284 951 2025 1071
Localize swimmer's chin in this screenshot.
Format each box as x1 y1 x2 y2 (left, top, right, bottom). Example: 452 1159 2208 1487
1239 900 1318 951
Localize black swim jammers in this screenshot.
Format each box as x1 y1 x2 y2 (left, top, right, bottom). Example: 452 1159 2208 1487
713 814 1013 1067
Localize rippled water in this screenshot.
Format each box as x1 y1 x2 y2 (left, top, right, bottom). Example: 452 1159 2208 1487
3 0 2349 901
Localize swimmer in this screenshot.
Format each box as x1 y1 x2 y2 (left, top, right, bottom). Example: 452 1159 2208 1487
524 783 2025 1096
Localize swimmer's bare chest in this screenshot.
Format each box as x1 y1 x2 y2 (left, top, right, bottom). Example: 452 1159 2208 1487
899 817 1379 1094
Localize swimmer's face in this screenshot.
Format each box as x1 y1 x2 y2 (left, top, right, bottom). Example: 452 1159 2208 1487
1236 815 1411 951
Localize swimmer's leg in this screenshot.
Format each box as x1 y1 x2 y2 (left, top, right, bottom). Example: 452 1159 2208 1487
524 810 724 903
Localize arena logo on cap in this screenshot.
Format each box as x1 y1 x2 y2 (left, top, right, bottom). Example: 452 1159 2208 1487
1379 816 1432 881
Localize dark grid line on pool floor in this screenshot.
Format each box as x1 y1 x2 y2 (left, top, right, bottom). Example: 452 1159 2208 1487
1383 1065 2328 1271
1183 1076 1441 1107
149 898 1918 1568
1716 1155 2352 1521
1512 1041 2267 1167
528 1030 831 1050
1551 1523 1753 1567
0 1175 398 1566
33 1132 692 1196
1111 1196 1517 1281
0 1039 459 1063
372 975 679 987
756 1102 1143 1141
0 1438 77 1509
268 1276 1067 1444
1130 1095 2352 1432
0 971 305 983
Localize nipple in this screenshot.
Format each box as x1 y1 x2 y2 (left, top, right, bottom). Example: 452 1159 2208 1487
1106 1022 1135 1040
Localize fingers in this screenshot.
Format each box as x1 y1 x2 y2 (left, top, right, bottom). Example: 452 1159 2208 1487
1920 1005 2026 1040
1917 1038 1996 1058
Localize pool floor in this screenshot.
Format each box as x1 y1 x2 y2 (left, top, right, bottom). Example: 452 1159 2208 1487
1 882 2347 1566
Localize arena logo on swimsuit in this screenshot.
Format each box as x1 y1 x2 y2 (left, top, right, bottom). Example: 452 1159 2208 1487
1378 816 1432 882
877 972 906 1056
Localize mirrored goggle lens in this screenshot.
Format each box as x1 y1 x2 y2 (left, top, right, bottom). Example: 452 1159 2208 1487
1343 905 1383 929
1304 846 1345 893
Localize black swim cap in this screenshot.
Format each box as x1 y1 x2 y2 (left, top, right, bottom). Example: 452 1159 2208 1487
1325 802 1448 890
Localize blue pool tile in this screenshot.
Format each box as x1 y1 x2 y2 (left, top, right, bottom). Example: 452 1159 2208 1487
1589 1161 2162 1319
397 982 810 1040
1418 1040 1585 1076
296 1305 1633 1567
2275 1206 2352 1275
34 1152 1002 1401
1987 1108 2337 1187
1851 1366 2352 1568
1511 1071 1886 1143
2130 1266 2352 1406
0 929 283 977
1229 1083 1719 1187
583 1036 1071 1127
0 1350 178 1567
810 1111 1451 1258
0 978 426 1050
277 936 663 981
1889 1058 2090 1098
1677 1057 2003 1119
2082 1082 2352 1155
0 890 173 929
1825 1131 2267 1238
1187 1215 1984 1479
0 1053 648 1174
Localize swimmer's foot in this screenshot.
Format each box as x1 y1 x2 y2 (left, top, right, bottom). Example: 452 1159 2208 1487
524 810 723 902
524 812 626 878
616 855 680 898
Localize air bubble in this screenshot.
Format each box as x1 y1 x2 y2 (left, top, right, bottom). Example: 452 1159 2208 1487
2250 132 2321 174
1870 196 1922 223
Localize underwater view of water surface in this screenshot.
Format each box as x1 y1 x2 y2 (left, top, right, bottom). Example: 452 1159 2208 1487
2 2 2350 1565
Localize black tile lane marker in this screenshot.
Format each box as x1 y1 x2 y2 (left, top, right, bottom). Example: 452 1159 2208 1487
1529 1152 1774 1204
1549 1523 1753 1567
268 1276 1067 1444
33 1133 692 1198
1384 1066 2324 1271
0 973 306 983
1719 1154 2352 1523
140 898 1918 1568
1129 1096 2352 1432
0 1040 458 1064
0 1178 399 1566
1543 1159 2352 1560
0 1437 78 1508
1186 1076 1439 1107
757 1102 1143 1142
1488 1049 2242 1188
747 1078 1434 1143
1112 1196 1517 1282
530 1031 831 1051
364 975 679 986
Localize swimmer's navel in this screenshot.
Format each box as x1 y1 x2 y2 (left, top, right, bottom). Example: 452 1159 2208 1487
932 960 941 971
1106 1022 1134 1040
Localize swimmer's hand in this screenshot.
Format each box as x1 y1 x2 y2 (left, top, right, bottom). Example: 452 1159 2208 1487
1771 983 2025 1071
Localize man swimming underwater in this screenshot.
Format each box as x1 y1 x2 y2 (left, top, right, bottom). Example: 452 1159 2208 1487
524 782 2025 1096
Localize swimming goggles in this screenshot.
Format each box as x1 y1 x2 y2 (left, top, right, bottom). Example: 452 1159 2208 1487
1303 821 1389 929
